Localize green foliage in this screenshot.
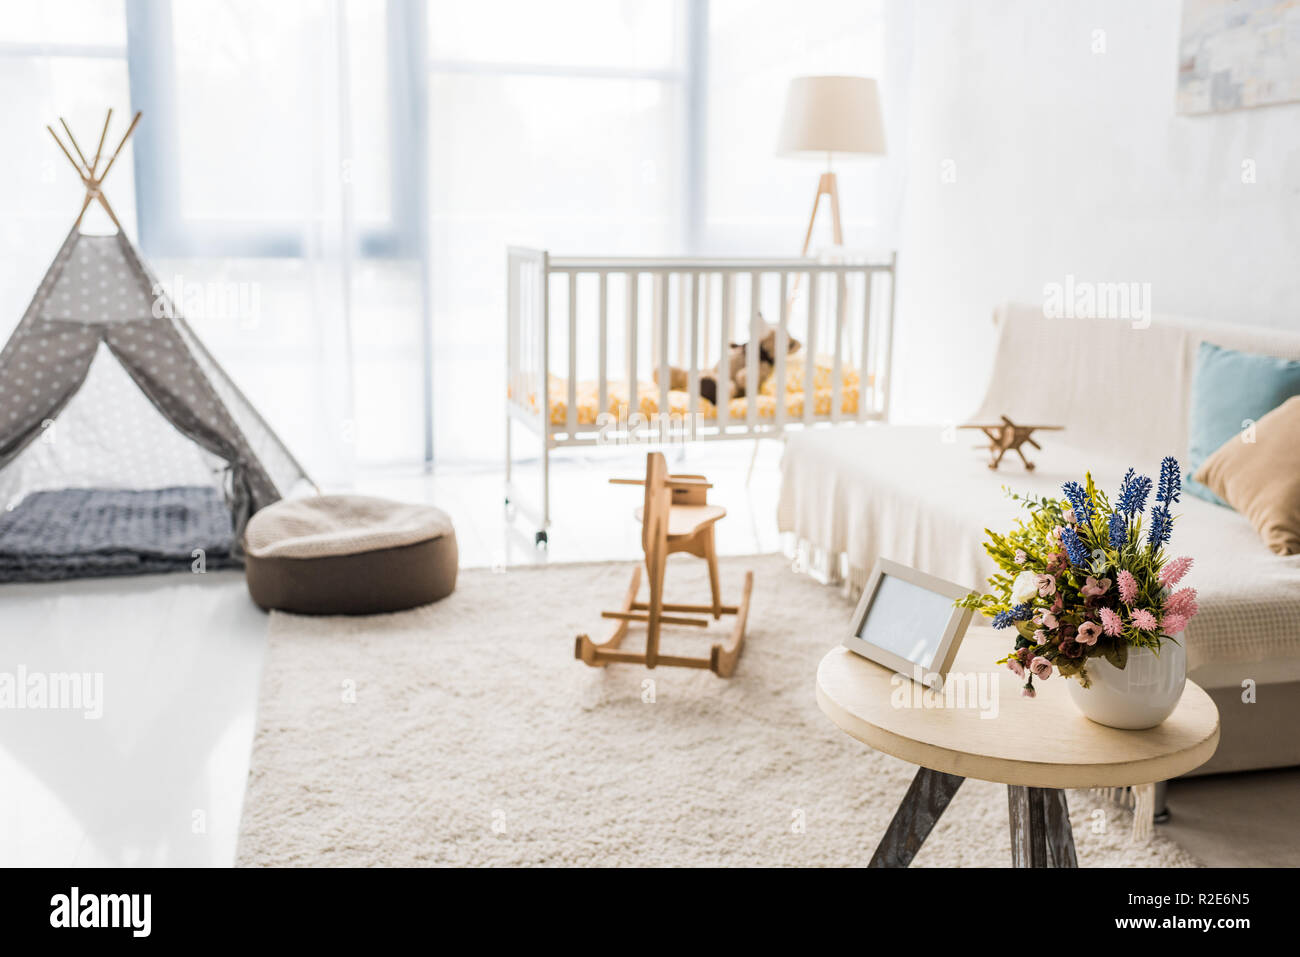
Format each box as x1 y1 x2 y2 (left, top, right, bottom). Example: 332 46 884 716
1103 641 1127 670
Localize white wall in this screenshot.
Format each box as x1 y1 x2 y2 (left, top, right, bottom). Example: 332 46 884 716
890 0 1300 424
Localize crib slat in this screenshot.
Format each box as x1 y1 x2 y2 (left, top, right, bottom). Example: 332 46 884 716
506 252 517 410
658 272 670 442
627 272 639 425
539 259 550 438
567 272 578 436
859 269 873 421
881 253 897 421
701 276 713 391
598 272 608 424
803 271 818 425
722 274 733 429
688 272 699 440
675 276 687 368
775 272 788 431
831 270 845 424
526 265 534 413
747 272 760 430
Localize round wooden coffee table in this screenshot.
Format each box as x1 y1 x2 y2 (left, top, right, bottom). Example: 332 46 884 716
816 628 1219 867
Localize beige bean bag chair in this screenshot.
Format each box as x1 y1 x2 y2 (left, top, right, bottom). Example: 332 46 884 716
243 495 458 615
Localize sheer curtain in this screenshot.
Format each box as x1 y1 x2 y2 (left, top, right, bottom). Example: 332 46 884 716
427 1 688 464
131 0 425 483
0 2 137 321
1 0 424 485
2 0 896 473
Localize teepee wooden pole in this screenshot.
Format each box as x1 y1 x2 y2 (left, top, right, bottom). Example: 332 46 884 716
90 108 113 176
46 126 89 182
51 109 140 235
95 194 124 233
59 118 92 174
98 110 141 183
71 191 95 232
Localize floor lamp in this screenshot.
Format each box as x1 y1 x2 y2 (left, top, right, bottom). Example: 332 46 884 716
776 76 886 256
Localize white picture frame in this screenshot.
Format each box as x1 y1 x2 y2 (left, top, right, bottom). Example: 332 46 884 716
843 558 976 691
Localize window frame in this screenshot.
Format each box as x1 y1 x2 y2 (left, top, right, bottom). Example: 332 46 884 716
424 0 706 254
124 0 708 262
123 0 427 260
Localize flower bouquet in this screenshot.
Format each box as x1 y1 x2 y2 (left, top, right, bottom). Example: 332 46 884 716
958 456 1199 698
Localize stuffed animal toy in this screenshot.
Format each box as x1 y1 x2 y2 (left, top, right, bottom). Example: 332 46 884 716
654 317 801 406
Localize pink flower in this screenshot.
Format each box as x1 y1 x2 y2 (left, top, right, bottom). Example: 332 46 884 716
1164 587 1199 620
1008 659 1025 677
1081 576 1112 598
1117 570 1138 605
1063 507 1077 524
1014 549 1028 565
1099 607 1124 637
1131 608 1158 631
1030 656 1053 680
1051 595 1064 614
1077 620 1103 646
1022 684 1037 698
1036 574 1057 597
1160 556 1194 588
1033 629 1047 645
1161 613 1188 635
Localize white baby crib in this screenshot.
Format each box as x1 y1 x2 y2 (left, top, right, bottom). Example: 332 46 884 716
505 247 896 544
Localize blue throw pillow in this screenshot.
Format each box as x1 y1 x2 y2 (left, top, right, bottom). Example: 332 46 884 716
1186 342 1300 506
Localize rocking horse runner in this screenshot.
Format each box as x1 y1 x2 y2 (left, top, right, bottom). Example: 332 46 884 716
575 452 752 677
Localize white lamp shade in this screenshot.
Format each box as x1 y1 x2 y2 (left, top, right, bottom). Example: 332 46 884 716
776 75 886 157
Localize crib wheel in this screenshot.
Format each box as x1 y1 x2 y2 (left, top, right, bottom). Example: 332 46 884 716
535 530 548 548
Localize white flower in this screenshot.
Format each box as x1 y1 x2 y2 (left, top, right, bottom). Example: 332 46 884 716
1011 570 1040 604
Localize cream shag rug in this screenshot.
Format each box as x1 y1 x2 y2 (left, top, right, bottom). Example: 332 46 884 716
236 555 1200 867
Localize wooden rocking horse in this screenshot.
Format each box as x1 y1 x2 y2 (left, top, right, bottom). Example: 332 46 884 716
575 452 753 677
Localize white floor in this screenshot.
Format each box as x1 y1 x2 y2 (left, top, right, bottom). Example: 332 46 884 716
0 442 785 866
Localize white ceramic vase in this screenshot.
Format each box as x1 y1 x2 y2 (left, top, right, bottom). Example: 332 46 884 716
1066 636 1187 730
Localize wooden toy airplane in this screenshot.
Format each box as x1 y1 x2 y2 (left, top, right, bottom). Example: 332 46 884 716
959 416 1063 471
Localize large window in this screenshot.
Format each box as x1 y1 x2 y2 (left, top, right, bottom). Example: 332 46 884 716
427 0 692 462
0 1 135 319
2 0 889 471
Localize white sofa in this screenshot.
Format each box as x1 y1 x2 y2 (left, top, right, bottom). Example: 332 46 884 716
779 303 1300 775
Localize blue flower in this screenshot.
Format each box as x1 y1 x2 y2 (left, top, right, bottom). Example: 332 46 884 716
1060 526 1091 567
1108 512 1127 548
991 604 1033 630
1116 469 1152 516
1061 481 1094 524
1148 505 1172 552
1156 455 1182 506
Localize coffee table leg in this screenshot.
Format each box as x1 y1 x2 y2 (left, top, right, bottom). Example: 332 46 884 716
869 767 965 868
1007 786 1078 868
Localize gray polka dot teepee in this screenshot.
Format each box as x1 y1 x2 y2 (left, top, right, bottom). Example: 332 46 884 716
0 111 311 578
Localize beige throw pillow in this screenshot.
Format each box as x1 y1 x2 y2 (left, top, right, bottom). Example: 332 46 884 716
1194 395 1300 556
